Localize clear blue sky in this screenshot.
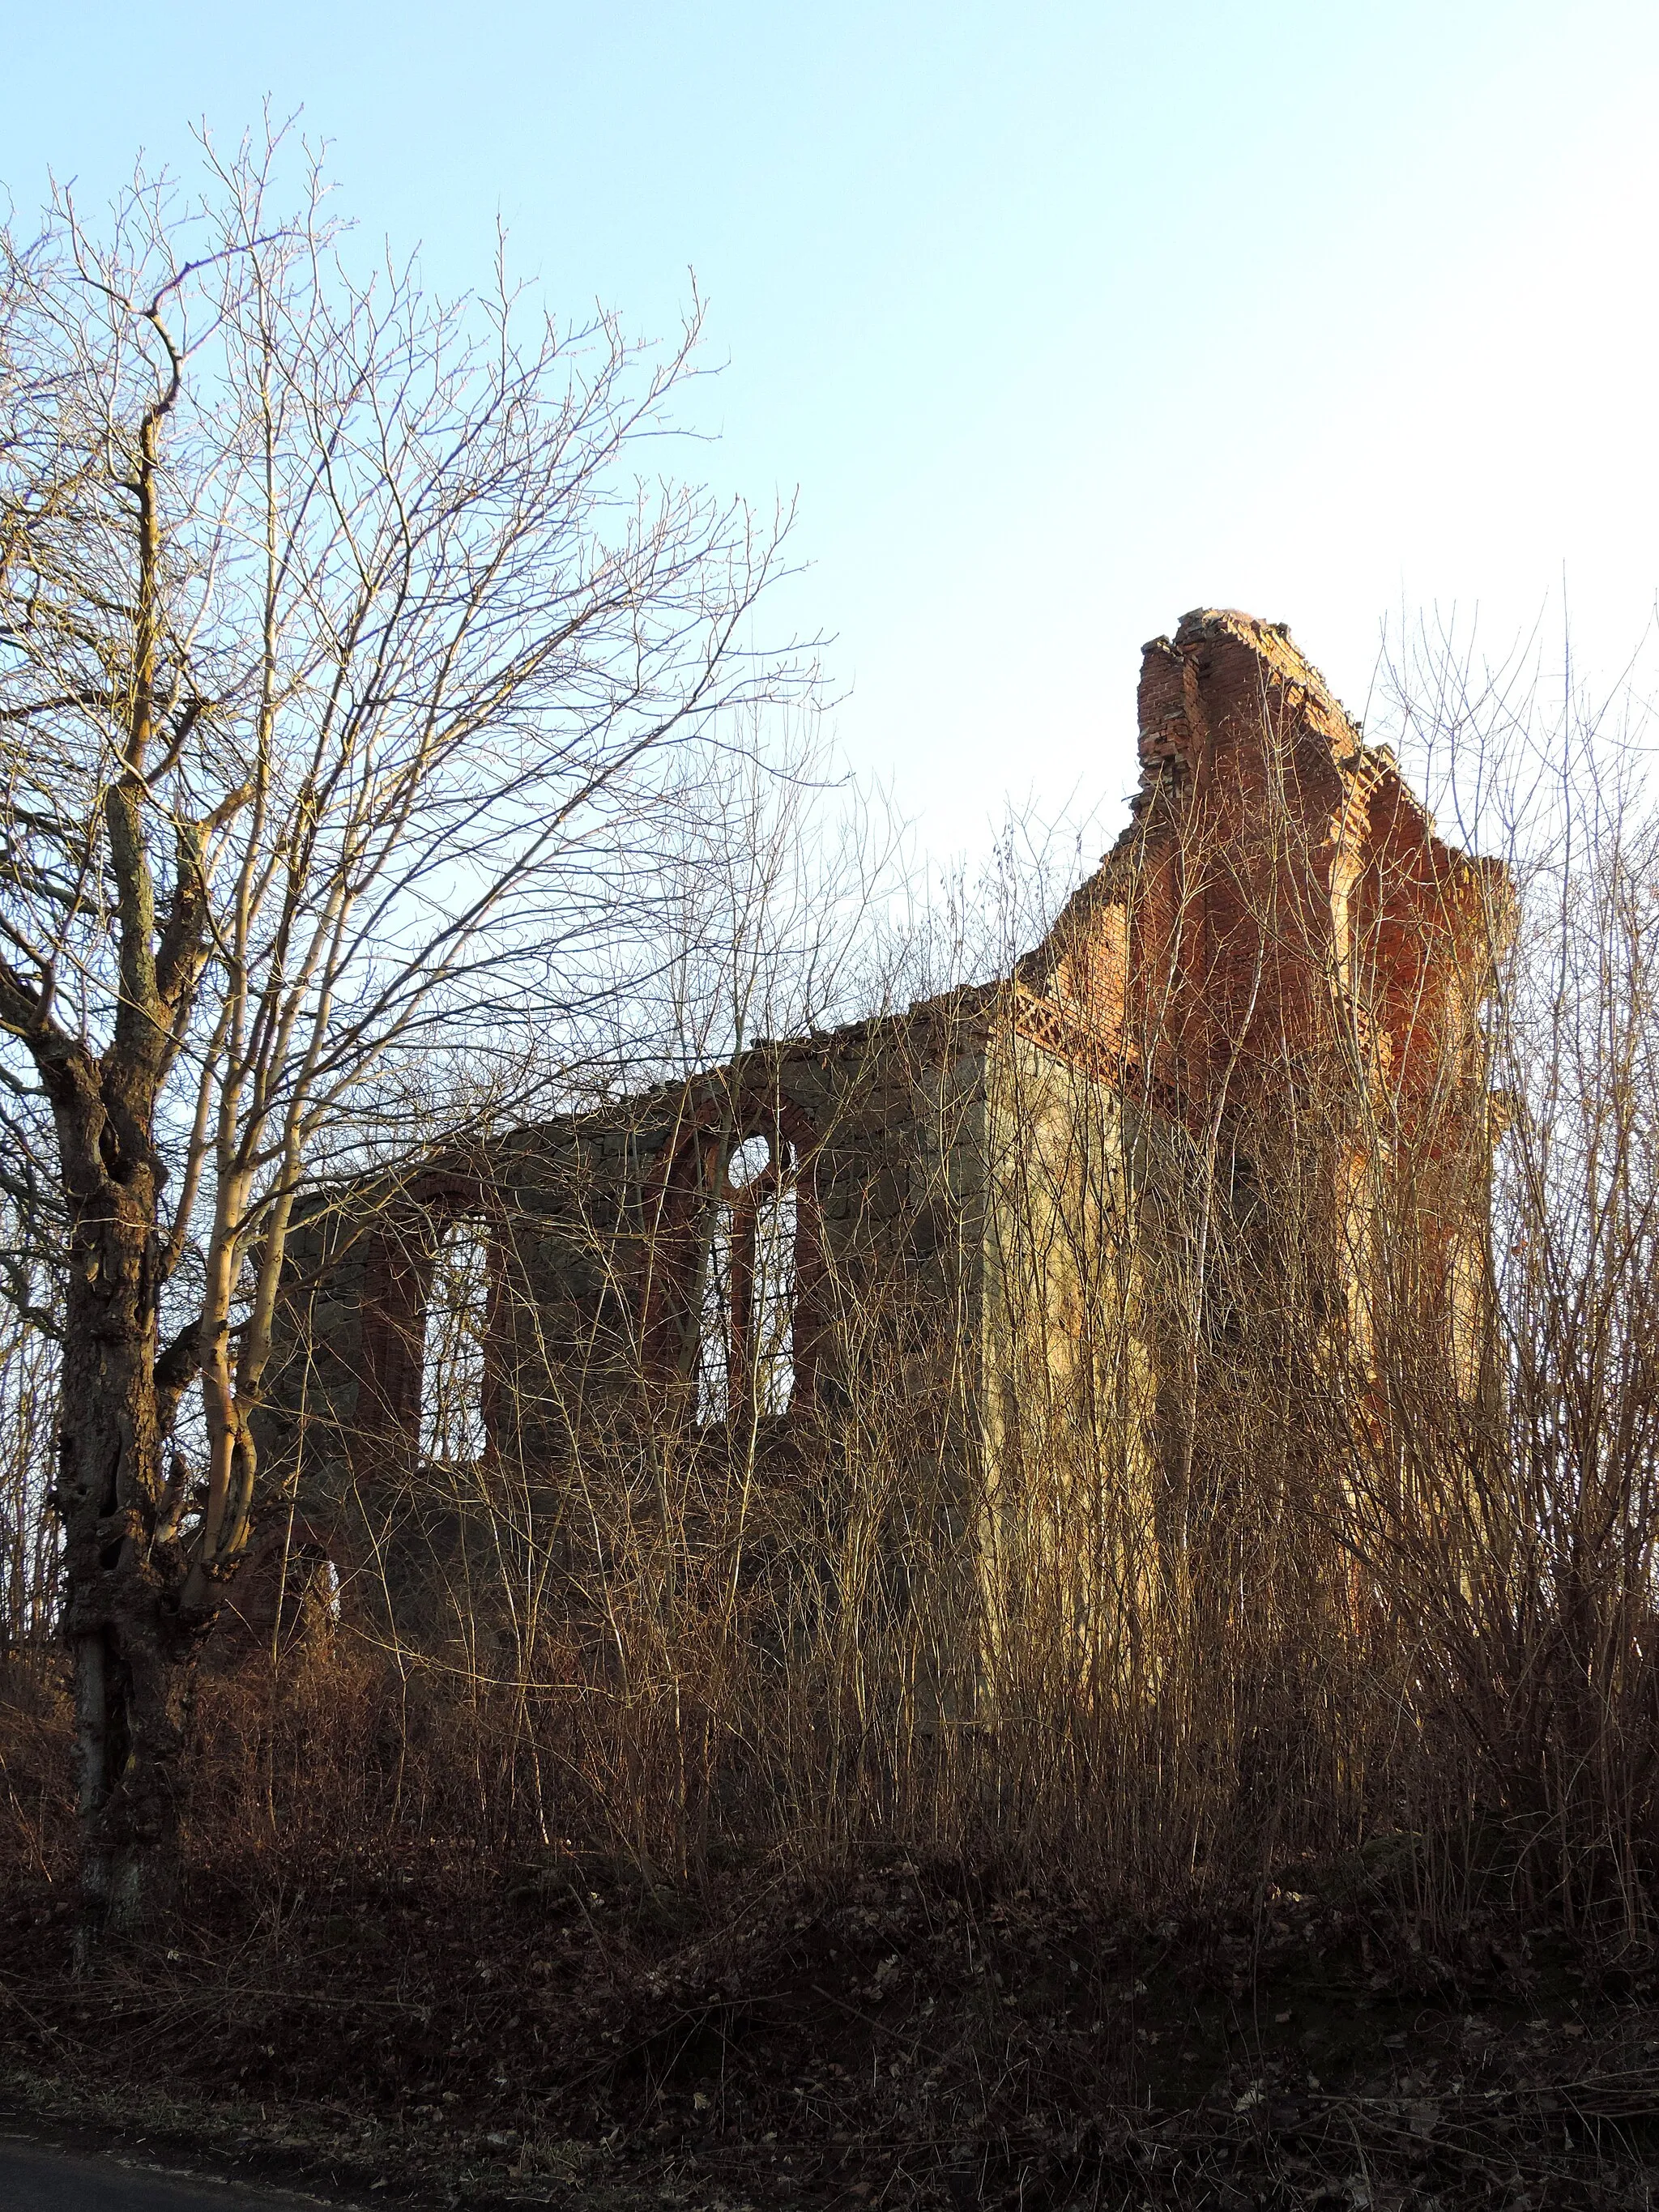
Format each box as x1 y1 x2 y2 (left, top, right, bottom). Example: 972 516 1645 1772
6 2 1657 859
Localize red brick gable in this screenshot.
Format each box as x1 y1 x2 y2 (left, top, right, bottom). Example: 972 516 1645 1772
1016 608 1512 1132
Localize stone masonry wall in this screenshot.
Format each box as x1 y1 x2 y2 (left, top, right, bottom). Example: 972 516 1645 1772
251 609 1511 1680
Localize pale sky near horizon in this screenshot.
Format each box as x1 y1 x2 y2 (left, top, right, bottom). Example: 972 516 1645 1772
6 2 1659 865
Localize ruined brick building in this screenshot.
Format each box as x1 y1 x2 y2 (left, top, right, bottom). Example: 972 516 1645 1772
257 611 1509 1674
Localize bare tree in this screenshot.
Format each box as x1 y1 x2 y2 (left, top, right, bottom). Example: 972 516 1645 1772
0 126 805 1929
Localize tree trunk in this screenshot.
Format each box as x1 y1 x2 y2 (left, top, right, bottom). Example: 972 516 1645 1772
57 1150 198 1940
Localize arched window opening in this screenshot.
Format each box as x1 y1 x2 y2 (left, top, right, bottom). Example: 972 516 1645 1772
420 1217 493 1468
695 1130 799 1425
750 1173 799 1417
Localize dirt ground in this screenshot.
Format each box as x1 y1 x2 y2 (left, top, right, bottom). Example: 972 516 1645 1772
4 1843 1659 2210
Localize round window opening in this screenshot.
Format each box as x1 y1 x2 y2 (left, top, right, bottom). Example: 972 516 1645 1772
724 1132 774 1193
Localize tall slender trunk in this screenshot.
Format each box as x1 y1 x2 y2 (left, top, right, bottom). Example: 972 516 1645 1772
56 1140 196 1938
44 379 218 1939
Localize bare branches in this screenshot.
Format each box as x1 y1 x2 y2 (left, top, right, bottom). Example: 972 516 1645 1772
0 121 814 1912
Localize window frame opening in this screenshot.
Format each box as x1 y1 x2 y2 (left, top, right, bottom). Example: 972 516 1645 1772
687 1124 803 1428
418 1213 496 1472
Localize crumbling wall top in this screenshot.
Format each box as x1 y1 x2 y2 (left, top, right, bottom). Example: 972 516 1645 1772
1016 608 1512 1112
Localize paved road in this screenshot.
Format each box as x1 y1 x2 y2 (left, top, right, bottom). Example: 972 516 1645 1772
0 2131 353 2210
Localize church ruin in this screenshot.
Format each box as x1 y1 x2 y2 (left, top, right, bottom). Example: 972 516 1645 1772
254 611 1511 1688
